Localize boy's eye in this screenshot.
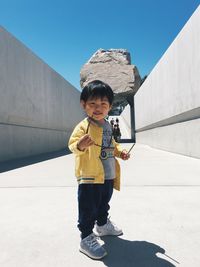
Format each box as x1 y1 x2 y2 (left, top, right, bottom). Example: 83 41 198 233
87 101 109 107
102 102 109 106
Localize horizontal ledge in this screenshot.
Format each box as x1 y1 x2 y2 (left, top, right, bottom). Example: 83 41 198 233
0 122 71 133
119 139 135 143
136 107 200 133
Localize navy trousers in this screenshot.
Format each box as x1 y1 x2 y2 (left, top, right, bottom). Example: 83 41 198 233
77 180 114 239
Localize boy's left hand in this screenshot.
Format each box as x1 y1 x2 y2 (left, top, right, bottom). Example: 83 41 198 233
121 150 130 160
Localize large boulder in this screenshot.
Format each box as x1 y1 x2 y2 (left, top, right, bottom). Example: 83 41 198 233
80 49 141 113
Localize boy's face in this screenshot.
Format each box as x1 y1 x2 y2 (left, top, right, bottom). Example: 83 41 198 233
81 96 111 122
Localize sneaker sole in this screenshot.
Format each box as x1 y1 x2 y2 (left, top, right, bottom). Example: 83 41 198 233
79 247 107 260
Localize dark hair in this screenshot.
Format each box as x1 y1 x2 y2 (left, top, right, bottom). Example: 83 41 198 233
80 80 114 105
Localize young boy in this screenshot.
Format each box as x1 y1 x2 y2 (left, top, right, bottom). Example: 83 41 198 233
68 80 130 260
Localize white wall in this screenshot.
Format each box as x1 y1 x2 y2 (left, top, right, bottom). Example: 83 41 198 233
120 104 132 139
0 27 84 162
135 6 200 158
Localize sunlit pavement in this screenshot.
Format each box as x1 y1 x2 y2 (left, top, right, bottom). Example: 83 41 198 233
0 144 200 267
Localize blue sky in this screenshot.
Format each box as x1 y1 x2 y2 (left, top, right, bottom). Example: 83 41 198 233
0 0 199 90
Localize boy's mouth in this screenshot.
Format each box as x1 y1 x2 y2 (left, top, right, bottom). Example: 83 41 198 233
93 112 102 115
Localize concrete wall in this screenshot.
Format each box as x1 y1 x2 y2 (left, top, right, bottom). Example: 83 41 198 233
118 104 132 139
0 27 84 162
135 6 200 158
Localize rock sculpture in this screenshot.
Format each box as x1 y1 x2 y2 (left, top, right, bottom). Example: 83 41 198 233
80 49 141 113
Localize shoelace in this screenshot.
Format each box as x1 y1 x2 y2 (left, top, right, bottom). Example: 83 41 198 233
86 235 101 250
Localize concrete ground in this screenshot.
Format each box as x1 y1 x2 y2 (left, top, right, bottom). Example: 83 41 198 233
0 143 200 267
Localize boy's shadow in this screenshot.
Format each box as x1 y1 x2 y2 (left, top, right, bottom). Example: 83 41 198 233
101 236 177 267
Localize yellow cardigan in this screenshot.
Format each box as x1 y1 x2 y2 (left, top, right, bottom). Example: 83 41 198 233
68 118 123 191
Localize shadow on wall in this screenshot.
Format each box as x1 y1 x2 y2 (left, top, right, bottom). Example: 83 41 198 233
101 237 177 267
0 149 71 173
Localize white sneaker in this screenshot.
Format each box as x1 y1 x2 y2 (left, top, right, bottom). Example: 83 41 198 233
95 218 123 237
79 233 107 259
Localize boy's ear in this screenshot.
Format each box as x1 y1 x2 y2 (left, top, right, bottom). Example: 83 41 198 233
80 100 86 109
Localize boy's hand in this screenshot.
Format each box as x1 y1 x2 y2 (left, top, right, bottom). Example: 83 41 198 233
121 150 130 160
77 134 95 151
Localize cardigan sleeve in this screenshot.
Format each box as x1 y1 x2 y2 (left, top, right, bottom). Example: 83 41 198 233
68 122 88 155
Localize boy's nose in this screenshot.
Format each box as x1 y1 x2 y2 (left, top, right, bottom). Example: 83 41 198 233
94 104 101 109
